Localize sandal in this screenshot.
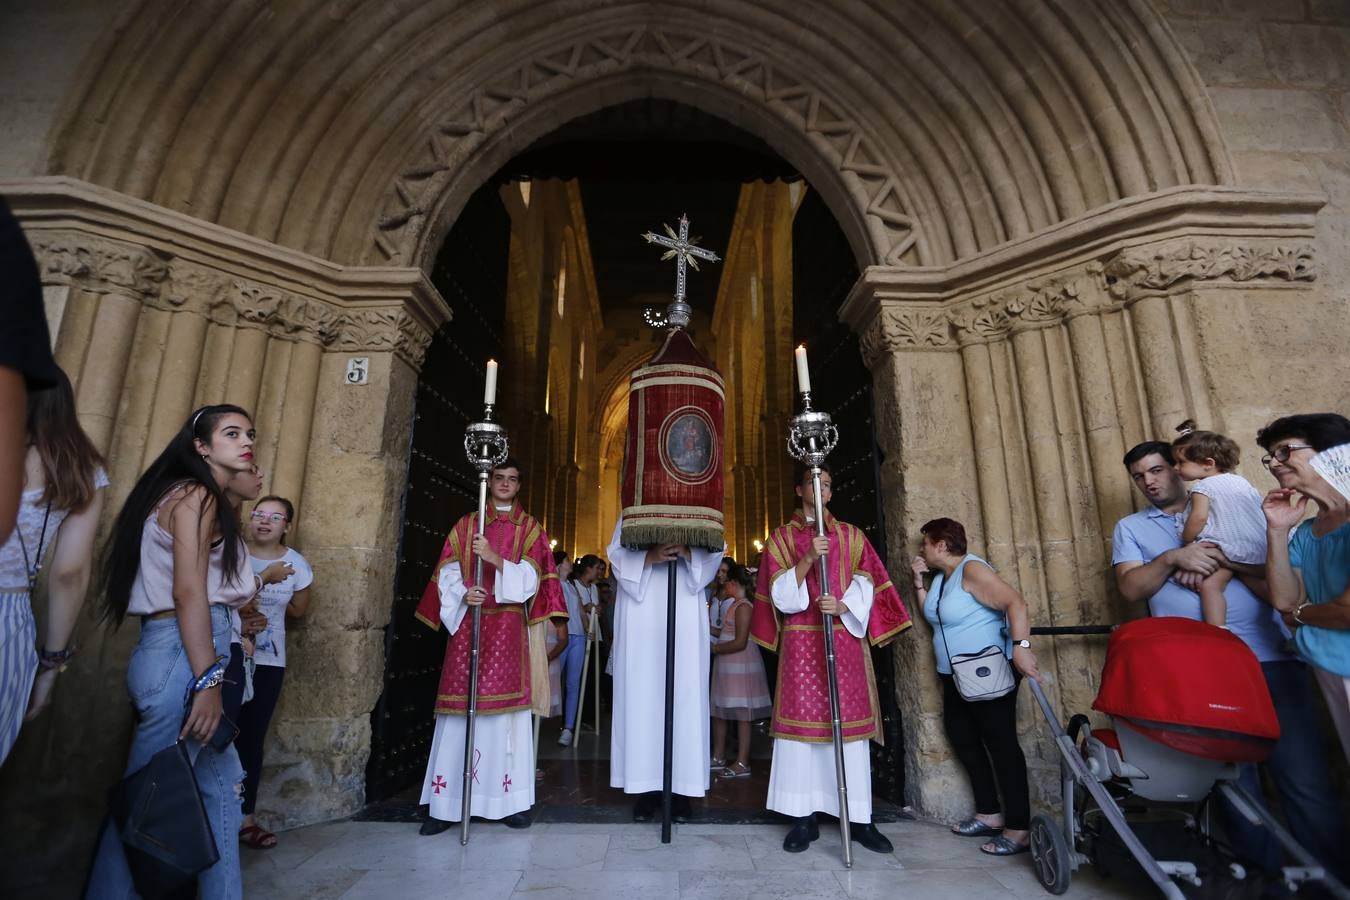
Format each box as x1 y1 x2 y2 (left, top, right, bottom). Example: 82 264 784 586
717 761 752 778
951 816 1002 837
239 824 278 850
980 835 1029 856
709 756 726 770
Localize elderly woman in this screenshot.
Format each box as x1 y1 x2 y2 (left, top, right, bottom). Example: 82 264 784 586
912 517 1039 856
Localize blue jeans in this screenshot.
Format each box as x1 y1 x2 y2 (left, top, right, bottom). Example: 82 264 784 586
86 605 244 900
560 637 585 729
1219 660 1346 880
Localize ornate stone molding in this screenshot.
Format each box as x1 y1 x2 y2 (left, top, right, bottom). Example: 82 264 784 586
31 230 437 368
949 278 1097 348
847 230 1321 360
374 24 915 267
1100 240 1316 301
31 235 170 299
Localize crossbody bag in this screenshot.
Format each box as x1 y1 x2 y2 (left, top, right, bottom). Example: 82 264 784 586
935 562 1015 702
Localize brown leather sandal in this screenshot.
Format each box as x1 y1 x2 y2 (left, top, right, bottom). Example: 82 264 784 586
239 823 278 849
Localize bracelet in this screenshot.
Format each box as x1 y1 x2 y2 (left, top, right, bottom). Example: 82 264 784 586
181 656 228 707
37 646 76 672
912 583 925 591
1293 601 1312 625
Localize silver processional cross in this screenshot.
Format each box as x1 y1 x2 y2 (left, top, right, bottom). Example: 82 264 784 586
640 214 721 330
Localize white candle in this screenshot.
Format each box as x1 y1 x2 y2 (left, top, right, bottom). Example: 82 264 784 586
484 359 498 405
794 345 811 394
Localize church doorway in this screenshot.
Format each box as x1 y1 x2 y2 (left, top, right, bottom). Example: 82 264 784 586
365 100 903 822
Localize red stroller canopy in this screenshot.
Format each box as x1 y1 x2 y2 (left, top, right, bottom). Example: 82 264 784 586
1092 617 1279 762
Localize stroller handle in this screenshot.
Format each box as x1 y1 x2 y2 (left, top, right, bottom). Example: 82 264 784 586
1030 625 1114 636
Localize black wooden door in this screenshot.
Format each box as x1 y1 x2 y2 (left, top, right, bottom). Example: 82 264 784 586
792 190 904 806
366 186 510 801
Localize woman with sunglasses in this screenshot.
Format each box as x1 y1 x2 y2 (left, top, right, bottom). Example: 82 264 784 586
235 495 312 850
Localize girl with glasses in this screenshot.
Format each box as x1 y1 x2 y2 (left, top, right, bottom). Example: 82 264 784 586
235 495 312 850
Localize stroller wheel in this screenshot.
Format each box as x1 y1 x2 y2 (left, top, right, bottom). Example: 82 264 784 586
1030 814 1073 895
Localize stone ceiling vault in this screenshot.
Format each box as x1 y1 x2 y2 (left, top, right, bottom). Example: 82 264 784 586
47 0 1232 271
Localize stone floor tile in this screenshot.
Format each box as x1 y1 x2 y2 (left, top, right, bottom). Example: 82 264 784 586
243 863 367 899
833 867 1019 899
512 869 681 898
679 870 848 900
603 830 751 871
341 867 525 899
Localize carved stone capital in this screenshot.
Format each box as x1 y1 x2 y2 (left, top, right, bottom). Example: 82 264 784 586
1099 240 1316 302
949 277 1096 347
332 308 433 368
858 305 953 365
31 234 170 299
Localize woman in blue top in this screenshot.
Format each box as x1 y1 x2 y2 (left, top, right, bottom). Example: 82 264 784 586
913 517 1039 857
1260 413 1350 765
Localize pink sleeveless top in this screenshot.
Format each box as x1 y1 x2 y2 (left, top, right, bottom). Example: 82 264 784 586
126 488 254 616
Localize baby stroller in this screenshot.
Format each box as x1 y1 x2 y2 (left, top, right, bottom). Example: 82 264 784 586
1027 618 1348 899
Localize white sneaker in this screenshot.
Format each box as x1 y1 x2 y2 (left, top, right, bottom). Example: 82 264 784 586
558 728 573 746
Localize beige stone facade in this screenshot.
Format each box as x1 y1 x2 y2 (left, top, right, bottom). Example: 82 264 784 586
1 0 1349 891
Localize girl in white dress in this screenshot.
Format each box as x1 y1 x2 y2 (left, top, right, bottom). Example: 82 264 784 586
710 563 771 777
1174 420 1270 627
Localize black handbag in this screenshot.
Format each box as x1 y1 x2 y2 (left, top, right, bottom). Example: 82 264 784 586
106 708 224 898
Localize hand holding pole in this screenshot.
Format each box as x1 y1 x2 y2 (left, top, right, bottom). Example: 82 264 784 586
786 350 851 868
460 369 509 846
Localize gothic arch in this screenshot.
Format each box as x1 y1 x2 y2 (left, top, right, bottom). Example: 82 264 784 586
48 0 1232 275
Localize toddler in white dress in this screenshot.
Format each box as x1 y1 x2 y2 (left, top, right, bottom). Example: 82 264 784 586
1173 420 1269 627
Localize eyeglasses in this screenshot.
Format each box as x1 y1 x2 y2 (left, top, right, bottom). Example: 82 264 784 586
1261 444 1313 467
249 511 289 523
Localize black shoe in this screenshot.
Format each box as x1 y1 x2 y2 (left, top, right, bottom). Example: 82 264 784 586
672 795 693 824
632 792 659 823
418 817 452 836
501 811 532 829
851 822 893 854
783 815 820 853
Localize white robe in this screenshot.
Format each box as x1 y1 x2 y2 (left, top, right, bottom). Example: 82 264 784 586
608 520 724 796
419 557 538 822
765 568 877 823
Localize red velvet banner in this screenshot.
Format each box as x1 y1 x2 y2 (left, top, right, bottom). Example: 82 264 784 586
619 329 725 550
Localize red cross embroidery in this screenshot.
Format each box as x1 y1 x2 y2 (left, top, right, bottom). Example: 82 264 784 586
432 775 447 794
502 772 512 792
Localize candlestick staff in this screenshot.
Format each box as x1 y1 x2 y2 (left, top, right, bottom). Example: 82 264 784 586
459 363 509 846
785 347 850 868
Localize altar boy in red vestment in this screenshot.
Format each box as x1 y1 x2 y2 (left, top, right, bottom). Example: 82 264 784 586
751 463 911 854
413 459 567 833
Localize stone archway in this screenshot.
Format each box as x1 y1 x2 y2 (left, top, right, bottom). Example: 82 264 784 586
12 7 1344 883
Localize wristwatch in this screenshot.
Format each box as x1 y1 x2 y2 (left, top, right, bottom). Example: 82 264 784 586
1012 639 1031 649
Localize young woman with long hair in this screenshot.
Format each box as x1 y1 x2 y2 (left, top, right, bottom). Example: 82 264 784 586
86 404 259 900
0 368 106 765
